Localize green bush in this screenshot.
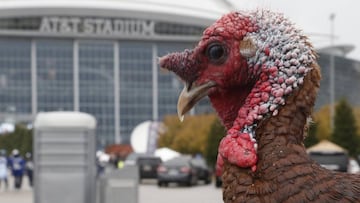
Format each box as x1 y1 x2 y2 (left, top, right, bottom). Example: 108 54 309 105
0 124 33 156
331 99 360 157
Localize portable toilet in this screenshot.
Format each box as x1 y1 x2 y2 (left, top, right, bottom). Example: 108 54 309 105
33 111 96 203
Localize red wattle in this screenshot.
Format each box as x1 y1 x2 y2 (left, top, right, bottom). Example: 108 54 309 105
217 132 258 173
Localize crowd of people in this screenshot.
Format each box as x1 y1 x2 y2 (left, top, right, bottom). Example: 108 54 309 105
0 149 33 191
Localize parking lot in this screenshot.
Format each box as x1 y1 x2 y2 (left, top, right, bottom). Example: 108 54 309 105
140 180 222 203
0 179 222 203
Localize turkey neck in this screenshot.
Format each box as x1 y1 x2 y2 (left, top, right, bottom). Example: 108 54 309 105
255 62 321 174
221 63 321 203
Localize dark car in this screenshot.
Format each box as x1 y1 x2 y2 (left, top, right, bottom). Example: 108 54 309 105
157 156 198 187
190 158 212 184
138 156 162 181
215 175 222 188
309 152 349 172
125 153 162 182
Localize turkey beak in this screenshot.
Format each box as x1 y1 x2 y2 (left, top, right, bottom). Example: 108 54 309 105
177 81 215 121
159 49 215 121
159 49 198 82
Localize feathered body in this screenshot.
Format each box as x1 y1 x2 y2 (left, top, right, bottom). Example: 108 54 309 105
221 62 360 202
160 10 360 202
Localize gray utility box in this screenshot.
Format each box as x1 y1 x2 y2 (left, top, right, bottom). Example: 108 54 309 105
98 166 139 203
33 111 97 203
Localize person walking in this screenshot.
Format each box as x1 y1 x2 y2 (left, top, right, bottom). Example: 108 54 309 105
25 152 34 187
0 149 9 190
8 149 25 190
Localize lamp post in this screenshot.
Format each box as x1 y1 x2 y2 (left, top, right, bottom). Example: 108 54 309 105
329 13 335 130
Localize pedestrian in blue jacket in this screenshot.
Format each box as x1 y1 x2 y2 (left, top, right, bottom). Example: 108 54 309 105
8 149 25 189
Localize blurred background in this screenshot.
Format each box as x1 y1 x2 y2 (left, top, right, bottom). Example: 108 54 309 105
0 0 359 203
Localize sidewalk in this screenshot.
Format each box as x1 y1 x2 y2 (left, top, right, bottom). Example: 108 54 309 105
0 174 33 203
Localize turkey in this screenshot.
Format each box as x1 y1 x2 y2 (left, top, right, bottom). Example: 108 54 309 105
160 10 360 202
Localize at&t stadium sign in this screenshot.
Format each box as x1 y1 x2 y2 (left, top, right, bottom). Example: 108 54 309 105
39 17 155 36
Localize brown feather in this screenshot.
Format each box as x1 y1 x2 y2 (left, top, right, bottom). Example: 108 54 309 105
221 62 360 202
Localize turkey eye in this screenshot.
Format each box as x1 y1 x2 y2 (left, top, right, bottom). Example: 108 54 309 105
206 43 226 64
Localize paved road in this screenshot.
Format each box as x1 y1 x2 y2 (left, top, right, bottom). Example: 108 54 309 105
0 174 33 203
0 179 222 203
139 180 222 203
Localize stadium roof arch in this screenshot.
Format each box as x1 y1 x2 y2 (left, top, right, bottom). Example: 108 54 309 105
0 0 234 26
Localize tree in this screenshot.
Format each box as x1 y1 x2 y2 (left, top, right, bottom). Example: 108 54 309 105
158 114 217 156
0 124 33 156
331 99 360 157
354 107 360 136
205 118 226 168
313 105 332 140
304 122 319 148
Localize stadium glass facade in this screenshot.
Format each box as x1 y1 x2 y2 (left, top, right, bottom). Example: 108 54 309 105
316 54 360 110
0 4 220 147
0 2 359 148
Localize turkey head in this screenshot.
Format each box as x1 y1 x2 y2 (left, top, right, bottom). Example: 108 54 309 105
160 10 317 175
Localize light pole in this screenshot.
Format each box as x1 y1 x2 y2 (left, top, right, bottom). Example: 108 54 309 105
329 13 335 130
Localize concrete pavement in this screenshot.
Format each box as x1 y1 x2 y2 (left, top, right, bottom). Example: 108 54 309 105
0 190 33 203
0 171 222 203
0 174 33 203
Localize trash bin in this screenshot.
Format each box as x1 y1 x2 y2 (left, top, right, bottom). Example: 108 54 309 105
98 166 139 203
33 111 97 203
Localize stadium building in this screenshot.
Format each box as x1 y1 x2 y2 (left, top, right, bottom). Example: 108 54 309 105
0 0 233 146
0 1 359 147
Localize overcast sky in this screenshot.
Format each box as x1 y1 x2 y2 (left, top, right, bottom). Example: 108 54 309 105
229 0 360 61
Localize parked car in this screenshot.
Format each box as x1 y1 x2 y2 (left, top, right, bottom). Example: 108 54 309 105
190 158 212 184
137 156 162 181
309 151 349 172
125 153 162 181
157 156 198 187
348 158 360 174
124 152 145 166
215 175 222 188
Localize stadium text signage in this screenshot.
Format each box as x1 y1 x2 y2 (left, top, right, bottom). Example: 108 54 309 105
39 17 155 36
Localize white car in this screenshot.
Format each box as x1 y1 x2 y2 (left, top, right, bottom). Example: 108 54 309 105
348 158 360 174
